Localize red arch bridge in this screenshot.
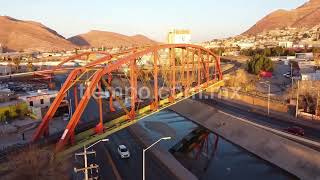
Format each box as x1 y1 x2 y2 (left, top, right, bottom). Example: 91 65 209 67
31 44 224 154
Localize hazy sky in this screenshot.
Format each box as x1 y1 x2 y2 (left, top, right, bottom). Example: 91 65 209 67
0 0 308 42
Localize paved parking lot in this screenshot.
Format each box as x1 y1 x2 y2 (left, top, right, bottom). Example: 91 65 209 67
257 61 293 96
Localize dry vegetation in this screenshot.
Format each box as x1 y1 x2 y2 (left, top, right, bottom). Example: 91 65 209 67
224 69 257 92
2 146 71 180
287 80 320 114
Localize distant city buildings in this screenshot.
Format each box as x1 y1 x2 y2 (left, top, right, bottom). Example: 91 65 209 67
202 26 320 51
167 29 191 44
279 41 293 48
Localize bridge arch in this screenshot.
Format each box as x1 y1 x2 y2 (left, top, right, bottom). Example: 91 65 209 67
32 44 223 152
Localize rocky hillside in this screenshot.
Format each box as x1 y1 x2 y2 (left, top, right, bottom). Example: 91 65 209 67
68 30 158 48
244 0 320 35
0 16 76 52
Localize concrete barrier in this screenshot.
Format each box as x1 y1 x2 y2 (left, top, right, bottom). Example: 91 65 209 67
169 99 320 180
128 124 197 180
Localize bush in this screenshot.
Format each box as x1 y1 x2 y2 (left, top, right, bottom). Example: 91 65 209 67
247 54 274 75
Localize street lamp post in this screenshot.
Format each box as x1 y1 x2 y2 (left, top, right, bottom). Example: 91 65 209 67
142 137 171 180
86 138 109 150
260 81 271 115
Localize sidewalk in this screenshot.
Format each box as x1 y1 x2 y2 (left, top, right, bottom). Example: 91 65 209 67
206 92 320 130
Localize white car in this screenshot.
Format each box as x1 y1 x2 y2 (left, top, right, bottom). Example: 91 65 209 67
62 113 70 121
117 145 130 159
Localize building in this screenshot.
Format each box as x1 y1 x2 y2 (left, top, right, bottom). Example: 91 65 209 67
278 41 293 48
19 89 58 119
0 65 12 75
235 42 255 49
301 72 320 80
295 53 314 61
167 29 191 44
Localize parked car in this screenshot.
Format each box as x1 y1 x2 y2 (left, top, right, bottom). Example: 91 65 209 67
62 113 70 121
283 126 305 136
283 73 291 78
117 145 130 159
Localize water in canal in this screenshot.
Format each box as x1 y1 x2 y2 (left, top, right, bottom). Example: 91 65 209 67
54 74 297 179
138 110 297 180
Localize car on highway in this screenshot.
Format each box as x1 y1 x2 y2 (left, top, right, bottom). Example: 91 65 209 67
283 126 305 136
118 145 130 159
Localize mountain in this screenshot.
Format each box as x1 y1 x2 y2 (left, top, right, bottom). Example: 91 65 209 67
68 30 158 48
244 0 320 35
0 16 76 52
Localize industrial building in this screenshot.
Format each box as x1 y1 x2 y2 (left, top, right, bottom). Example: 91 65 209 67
167 29 191 44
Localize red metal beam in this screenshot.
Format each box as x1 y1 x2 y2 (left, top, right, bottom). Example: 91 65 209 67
32 68 84 141
36 44 223 151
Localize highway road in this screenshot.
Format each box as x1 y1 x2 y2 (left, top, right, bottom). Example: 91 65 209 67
92 128 177 180
195 96 320 143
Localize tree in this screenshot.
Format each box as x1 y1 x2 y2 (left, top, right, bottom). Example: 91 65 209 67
27 61 34 72
4 110 10 121
263 48 271 57
303 33 310 39
15 108 22 119
288 81 320 115
247 54 274 75
12 57 21 71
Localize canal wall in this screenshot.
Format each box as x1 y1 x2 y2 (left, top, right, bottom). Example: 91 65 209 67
169 99 320 180
128 124 198 180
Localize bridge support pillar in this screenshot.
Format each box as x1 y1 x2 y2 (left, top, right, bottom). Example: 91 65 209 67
95 81 104 134
183 48 190 96
129 59 137 120
70 130 75 145
197 49 202 90
205 51 210 87
43 125 50 137
169 48 176 103
151 51 159 110
74 85 78 109
108 74 116 112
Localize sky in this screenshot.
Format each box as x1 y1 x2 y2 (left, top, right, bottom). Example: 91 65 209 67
0 0 309 42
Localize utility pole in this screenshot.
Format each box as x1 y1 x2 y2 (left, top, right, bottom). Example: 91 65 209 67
316 90 320 117
74 146 99 180
267 83 270 115
259 81 270 115
69 98 73 117
291 63 294 95
295 81 300 118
